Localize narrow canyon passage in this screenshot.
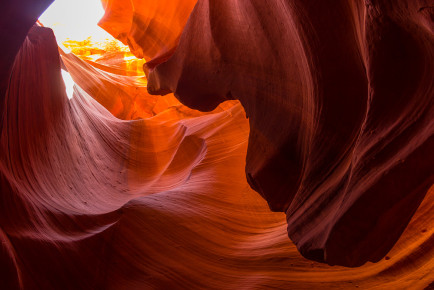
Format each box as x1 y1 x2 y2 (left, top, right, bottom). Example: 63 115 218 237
0 0 433 289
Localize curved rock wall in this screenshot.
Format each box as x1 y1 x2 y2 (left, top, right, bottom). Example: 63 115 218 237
147 0 434 266
0 0 433 288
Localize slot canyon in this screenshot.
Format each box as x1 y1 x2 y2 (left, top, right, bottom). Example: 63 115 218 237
0 0 433 288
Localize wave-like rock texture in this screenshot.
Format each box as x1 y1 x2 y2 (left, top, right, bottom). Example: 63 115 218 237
98 0 197 67
147 0 434 267
0 0 433 289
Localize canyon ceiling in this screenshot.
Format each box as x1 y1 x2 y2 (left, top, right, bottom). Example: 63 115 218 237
0 0 433 289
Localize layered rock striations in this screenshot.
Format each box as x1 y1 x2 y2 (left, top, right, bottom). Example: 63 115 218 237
145 0 434 266
0 0 433 288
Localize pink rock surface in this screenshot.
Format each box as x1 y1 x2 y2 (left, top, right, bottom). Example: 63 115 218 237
0 0 433 288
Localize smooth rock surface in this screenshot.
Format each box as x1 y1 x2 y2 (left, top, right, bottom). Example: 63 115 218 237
0 0 433 288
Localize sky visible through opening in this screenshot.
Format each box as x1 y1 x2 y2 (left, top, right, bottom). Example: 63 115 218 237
40 0 110 99
39 0 114 45
39 0 140 100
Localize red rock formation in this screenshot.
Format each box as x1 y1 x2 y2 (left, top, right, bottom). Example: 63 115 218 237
146 0 434 266
98 0 197 67
0 0 433 288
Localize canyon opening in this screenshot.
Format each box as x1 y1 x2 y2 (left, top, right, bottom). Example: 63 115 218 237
0 0 433 289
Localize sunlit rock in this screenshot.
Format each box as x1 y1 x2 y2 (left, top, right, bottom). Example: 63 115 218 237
0 0 433 288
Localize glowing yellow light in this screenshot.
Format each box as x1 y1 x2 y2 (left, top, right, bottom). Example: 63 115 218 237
39 0 145 75
123 55 137 61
